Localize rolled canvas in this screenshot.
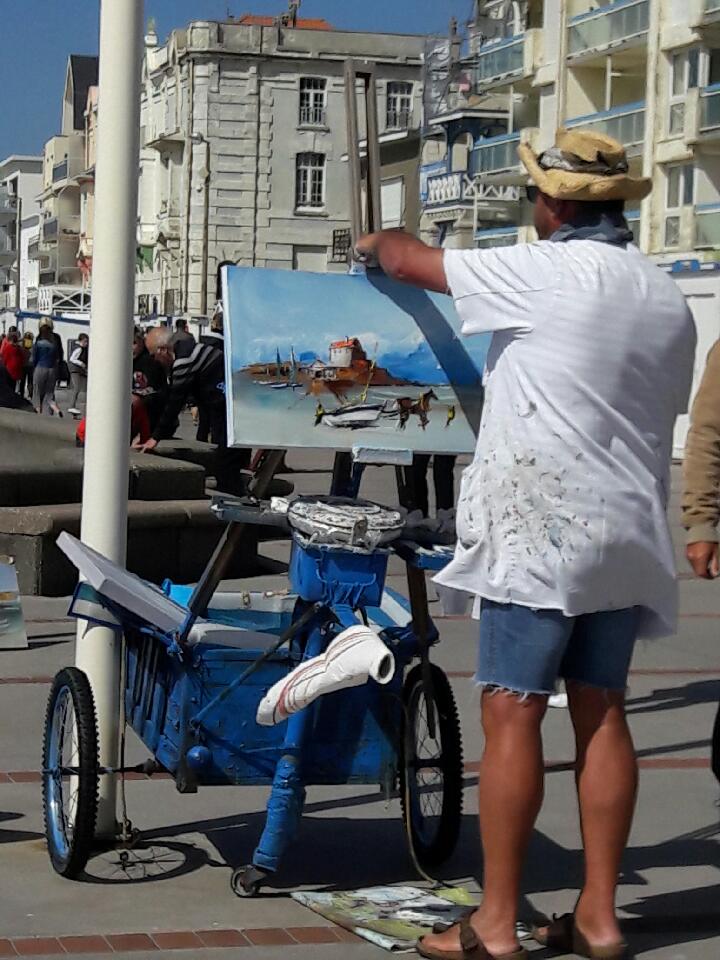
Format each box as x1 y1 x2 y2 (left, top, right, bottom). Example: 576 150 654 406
256 624 395 726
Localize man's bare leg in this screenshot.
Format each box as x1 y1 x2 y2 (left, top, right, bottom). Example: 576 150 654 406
568 682 637 947
420 690 547 956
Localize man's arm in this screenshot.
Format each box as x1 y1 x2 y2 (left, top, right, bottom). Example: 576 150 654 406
683 340 720 578
355 231 447 294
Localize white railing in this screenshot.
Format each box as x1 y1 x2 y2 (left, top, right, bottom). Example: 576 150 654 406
568 0 649 57
474 183 521 203
38 285 91 314
475 226 519 249
426 173 467 205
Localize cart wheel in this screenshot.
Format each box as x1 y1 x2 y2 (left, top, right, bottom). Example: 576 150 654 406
230 864 269 898
42 668 99 878
400 663 463 869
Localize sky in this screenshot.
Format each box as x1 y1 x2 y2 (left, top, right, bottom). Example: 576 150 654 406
0 0 472 160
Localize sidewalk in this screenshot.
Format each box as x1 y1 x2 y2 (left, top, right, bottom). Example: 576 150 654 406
0 455 717 958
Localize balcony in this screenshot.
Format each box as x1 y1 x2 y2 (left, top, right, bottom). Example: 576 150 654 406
425 172 472 207
700 84 720 133
472 35 524 90
565 102 645 156
475 225 519 249
695 203 720 247
469 132 522 176
51 157 84 186
567 0 649 61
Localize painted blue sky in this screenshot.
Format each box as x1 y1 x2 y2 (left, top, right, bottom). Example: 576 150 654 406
0 1 469 159
224 267 490 387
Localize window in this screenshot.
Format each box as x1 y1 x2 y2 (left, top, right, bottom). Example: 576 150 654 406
664 163 694 248
381 177 405 229
386 81 413 130
295 153 325 210
668 48 699 136
299 77 327 127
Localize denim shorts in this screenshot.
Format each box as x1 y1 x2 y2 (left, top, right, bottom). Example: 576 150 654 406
477 600 641 695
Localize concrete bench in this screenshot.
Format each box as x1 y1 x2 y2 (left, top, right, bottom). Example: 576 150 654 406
0 500 285 596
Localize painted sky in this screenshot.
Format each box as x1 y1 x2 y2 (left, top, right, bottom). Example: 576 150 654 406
224 266 490 388
0 0 470 159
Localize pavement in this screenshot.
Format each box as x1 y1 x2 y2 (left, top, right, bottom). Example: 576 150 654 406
0 450 718 958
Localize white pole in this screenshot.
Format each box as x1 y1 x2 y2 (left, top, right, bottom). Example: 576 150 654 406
76 0 144 837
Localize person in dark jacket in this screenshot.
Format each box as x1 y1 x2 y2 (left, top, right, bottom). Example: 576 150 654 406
135 326 250 493
170 317 196 359
132 330 167 430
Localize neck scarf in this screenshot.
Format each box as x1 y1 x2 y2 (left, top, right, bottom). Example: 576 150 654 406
550 210 634 247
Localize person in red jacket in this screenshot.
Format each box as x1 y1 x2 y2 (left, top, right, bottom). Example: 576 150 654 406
0 328 24 383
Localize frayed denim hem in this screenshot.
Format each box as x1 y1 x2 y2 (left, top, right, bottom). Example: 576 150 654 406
474 679 554 701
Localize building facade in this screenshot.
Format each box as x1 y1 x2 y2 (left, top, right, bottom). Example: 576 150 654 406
134 15 426 319
32 55 98 317
0 155 43 326
420 0 720 260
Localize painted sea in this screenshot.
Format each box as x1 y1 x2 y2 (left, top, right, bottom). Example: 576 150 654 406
222 267 491 455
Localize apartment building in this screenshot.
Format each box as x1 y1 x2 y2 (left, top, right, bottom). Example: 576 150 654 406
0 155 43 325
421 0 720 259
134 14 426 318
32 55 97 317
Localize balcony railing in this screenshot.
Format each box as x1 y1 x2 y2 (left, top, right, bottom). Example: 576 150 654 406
568 0 649 58
700 84 720 132
469 132 521 176
426 173 470 206
566 101 645 150
475 225 519 248
695 203 720 247
472 35 524 89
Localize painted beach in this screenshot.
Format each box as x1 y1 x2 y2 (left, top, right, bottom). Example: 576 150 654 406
223 267 491 455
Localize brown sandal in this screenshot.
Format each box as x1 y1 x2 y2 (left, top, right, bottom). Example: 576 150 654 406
417 913 529 960
532 913 627 959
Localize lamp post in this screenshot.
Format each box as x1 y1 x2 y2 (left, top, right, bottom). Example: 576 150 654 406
75 0 144 837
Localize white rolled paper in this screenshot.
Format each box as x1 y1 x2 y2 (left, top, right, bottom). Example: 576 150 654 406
256 624 395 726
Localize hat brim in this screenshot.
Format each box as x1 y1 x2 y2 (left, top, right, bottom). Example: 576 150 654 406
518 143 652 202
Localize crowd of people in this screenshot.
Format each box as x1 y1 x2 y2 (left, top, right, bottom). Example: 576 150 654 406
0 319 74 416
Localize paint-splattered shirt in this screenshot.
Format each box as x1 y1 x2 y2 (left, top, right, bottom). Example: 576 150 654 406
436 241 696 638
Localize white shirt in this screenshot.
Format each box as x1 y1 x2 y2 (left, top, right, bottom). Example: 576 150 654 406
436 240 696 638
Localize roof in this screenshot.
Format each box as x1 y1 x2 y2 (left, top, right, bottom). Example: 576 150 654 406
330 338 361 349
237 14 333 29
69 55 99 130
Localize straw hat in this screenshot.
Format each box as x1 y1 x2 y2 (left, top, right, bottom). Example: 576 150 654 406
518 128 651 202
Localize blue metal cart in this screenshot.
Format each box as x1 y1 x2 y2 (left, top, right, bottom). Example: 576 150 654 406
42 489 463 895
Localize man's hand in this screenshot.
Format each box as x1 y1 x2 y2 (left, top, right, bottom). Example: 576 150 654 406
686 541 720 579
355 231 447 293
133 437 159 454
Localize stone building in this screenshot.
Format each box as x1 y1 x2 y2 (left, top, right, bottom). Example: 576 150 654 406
134 14 426 318
0 155 43 325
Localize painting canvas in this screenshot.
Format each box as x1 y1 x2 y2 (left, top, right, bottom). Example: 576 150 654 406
0 557 28 650
222 267 490 455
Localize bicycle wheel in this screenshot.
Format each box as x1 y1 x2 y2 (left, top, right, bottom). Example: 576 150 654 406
400 663 463 868
42 667 99 878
